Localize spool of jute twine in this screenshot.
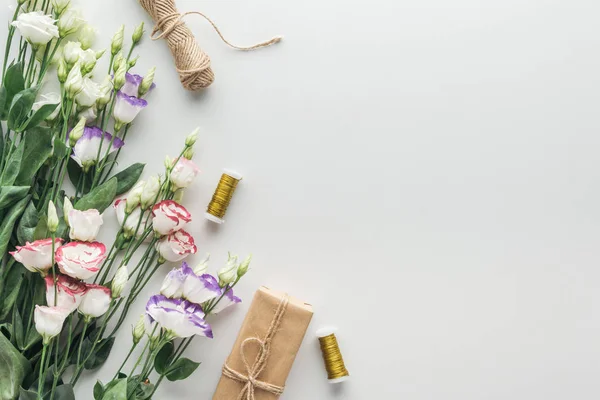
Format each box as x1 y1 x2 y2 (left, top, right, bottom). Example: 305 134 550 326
138 0 282 91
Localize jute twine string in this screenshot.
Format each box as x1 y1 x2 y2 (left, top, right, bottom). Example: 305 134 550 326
138 0 282 91
222 295 290 400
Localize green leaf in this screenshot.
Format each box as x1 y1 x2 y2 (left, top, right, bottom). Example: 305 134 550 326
67 158 92 194
75 177 117 213
53 384 75 400
15 126 54 186
113 163 145 196
0 332 31 400
18 388 37 400
0 185 29 210
94 380 104 400
23 326 41 351
33 215 49 241
165 357 201 381
134 380 154 399
52 137 70 160
17 201 38 244
0 87 7 117
8 87 36 131
0 264 24 320
4 63 24 98
22 102 58 131
0 195 29 266
101 378 127 400
1 139 25 186
84 336 115 370
13 308 23 350
154 341 174 374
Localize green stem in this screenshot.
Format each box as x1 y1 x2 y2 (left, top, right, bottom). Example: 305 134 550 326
113 341 137 380
74 319 89 373
2 7 19 79
37 343 48 399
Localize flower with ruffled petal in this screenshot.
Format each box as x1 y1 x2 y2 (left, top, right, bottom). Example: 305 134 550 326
145 295 212 338
55 241 106 280
211 288 242 314
11 12 59 46
10 238 64 275
68 208 103 241
152 200 191 236
78 284 111 318
113 91 147 127
35 306 69 343
33 92 60 121
169 158 200 189
156 230 197 263
45 274 87 312
71 126 124 172
182 263 221 305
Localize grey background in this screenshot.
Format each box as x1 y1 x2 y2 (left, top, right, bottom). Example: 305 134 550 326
4 0 600 398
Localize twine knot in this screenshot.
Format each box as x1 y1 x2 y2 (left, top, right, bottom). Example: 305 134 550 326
222 295 290 400
138 0 282 91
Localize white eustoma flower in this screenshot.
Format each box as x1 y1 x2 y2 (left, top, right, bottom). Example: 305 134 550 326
79 49 97 74
57 8 83 37
33 92 61 121
78 105 97 123
78 284 111 318
62 41 81 66
96 76 113 109
192 254 210 275
35 306 69 343
140 176 161 209
68 208 103 241
111 265 129 298
11 12 59 46
217 255 238 286
113 199 150 239
78 24 95 49
169 158 200 189
74 77 102 107
160 267 186 298
71 126 124 171
65 62 83 99
51 0 71 15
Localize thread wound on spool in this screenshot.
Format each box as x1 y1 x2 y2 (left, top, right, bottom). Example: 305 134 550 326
318 333 350 382
206 171 241 223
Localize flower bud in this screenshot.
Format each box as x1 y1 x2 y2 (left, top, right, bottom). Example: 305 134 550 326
132 21 144 44
114 62 126 91
65 62 83 99
78 24 95 50
164 155 173 171
95 49 105 60
63 196 73 225
47 201 59 233
62 41 81 67
237 254 252 278
111 265 129 298
111 25 124 56
185 127 199 147
126 180 144 213
183 147 194 160
96 75 113 109
218 255 238 286
127 55 139 70
138 67 155 97
193 253 210 275
132 314 145 344
140 176 161 209
58 9 83 38
112 52 124 74
57 58 68 83
51 0 70 15
69 117 86 146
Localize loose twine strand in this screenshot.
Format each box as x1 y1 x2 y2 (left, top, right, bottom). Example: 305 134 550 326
222 295 290 400
138 0 282 91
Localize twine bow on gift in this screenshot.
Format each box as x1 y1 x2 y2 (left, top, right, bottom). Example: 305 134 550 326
222 295 290 400
138 0 282 91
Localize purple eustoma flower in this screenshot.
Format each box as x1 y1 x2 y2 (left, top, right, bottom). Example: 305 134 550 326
113 91 148 127
146 294 213 339
211 288 242 314
182 263 221 304
72 126 124 170
121 73 155 98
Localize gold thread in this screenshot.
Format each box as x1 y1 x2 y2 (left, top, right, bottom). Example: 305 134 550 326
207 172 241 220
318 333 349 381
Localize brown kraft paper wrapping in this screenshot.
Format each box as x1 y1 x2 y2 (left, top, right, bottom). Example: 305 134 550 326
213 287 313 400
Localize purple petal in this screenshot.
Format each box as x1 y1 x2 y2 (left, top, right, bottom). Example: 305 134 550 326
117 91 148 108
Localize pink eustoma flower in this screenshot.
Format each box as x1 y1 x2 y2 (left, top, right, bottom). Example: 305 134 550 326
78 284 111 318
156 230 197 263
45 274 88 313
10 238 64 275
152 200 192 236
55 241 106 280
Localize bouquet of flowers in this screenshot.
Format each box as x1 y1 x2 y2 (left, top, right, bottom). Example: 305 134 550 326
0 1 249 399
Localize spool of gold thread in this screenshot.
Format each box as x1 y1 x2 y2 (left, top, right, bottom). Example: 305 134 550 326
317 327 350 383
205 169 243 224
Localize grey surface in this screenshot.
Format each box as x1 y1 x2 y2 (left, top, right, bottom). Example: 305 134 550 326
4 0 600 398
